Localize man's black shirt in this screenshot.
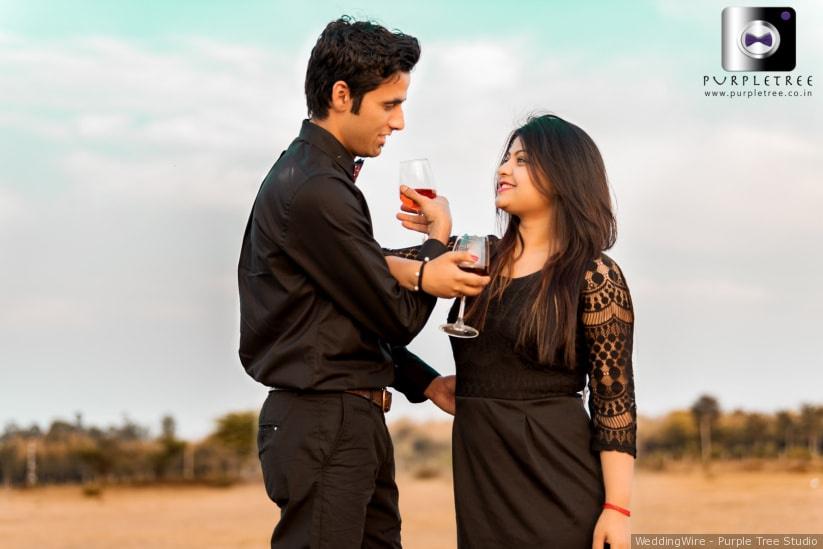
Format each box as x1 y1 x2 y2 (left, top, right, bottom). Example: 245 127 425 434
238 120 445 401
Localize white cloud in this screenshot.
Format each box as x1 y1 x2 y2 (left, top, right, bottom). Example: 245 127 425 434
437 40 524 90
1 34 302 143
76 113 132 138
0 296 95 328
60 150 262 210
0 34 307 211
634 276 772 305
0 187 25 226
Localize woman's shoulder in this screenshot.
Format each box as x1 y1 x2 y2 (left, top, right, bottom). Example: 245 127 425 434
580 252 633 320
582 252 630 291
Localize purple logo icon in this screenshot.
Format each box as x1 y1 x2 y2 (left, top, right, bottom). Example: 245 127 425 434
722 7 796 71
744 32 773 48
738 20 780 59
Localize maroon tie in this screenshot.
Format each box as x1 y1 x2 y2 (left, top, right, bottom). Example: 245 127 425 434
352 159 364 181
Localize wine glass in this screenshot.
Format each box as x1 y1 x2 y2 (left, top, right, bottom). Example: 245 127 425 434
399 159 437 242
439 235 489 339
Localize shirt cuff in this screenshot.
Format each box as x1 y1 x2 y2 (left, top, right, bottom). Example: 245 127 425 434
389 345 441 403
417 238 449 261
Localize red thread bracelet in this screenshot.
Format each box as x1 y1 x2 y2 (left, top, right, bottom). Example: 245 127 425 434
603 503 631 517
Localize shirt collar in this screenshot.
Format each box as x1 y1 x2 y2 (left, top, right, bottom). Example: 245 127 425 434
298 119 364 183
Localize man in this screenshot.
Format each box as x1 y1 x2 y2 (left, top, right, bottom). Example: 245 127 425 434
238 17 488 548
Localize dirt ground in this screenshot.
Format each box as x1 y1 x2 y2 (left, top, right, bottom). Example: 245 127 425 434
1 470 821 548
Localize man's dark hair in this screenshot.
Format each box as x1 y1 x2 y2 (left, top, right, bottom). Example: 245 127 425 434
305 16 421 119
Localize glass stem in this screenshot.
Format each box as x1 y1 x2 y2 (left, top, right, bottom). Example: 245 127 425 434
454 296 467 329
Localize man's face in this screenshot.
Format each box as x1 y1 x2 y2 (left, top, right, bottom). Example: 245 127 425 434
338 71 409 158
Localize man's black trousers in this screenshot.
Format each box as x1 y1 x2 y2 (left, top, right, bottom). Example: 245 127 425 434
258 390 402 549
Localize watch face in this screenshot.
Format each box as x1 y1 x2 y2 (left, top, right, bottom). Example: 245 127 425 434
722 7 796 71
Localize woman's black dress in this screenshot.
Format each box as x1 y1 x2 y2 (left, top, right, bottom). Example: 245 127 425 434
386 240 637 548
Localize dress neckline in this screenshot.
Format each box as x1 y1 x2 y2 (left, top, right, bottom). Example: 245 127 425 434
503 269 542 281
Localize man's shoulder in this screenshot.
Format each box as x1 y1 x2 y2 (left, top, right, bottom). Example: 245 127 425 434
255 145 342 211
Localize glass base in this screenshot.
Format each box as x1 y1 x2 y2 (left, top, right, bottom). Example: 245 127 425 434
439 322 479 338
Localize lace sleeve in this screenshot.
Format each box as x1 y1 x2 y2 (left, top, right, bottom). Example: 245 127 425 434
381 235 460 259
581 254 637 458
381 244 424 259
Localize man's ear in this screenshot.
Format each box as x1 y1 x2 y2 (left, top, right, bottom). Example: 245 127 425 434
328 80 351 114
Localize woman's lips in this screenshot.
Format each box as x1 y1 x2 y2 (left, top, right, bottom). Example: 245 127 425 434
497 182 515 193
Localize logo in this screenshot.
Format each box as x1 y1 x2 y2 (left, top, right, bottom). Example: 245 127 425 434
722 7 796 71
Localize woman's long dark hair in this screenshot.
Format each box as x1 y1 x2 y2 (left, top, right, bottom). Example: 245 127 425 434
466 114 616 368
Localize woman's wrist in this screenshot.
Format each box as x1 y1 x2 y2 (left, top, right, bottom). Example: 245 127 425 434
428 216 452 244
602 502 631 517
427 220 451 245
419 196 451 244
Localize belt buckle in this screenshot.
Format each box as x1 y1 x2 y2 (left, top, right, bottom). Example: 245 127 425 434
379 388 391 413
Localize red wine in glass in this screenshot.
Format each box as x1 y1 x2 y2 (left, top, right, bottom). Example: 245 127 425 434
399 187 437 214
399 159 437 242
458 264 490 276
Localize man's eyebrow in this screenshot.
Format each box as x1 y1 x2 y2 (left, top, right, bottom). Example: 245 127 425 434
382 97 406 105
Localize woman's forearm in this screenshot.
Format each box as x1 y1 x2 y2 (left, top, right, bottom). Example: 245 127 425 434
600 450 634 508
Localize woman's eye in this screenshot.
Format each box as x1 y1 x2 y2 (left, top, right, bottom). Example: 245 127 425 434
516 157 528 164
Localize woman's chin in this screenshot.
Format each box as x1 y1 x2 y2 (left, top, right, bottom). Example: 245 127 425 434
495 195 513 212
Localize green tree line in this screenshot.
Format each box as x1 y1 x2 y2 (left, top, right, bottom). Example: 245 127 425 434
0 412 258 488
3 396 821 487
639 395 823 465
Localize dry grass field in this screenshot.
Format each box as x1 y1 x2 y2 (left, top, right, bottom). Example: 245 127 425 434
1 468 821 548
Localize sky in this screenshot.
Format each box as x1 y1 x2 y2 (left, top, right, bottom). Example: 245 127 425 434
1 0 821 439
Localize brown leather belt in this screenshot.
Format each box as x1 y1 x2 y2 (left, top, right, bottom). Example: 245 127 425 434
344 388 392 413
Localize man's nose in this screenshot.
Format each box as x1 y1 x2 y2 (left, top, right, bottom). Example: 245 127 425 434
389 107 405 131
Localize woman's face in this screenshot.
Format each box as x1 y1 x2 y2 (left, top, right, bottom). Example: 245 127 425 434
494 136 552 217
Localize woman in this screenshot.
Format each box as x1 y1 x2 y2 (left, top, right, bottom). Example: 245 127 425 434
384 114 636 549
